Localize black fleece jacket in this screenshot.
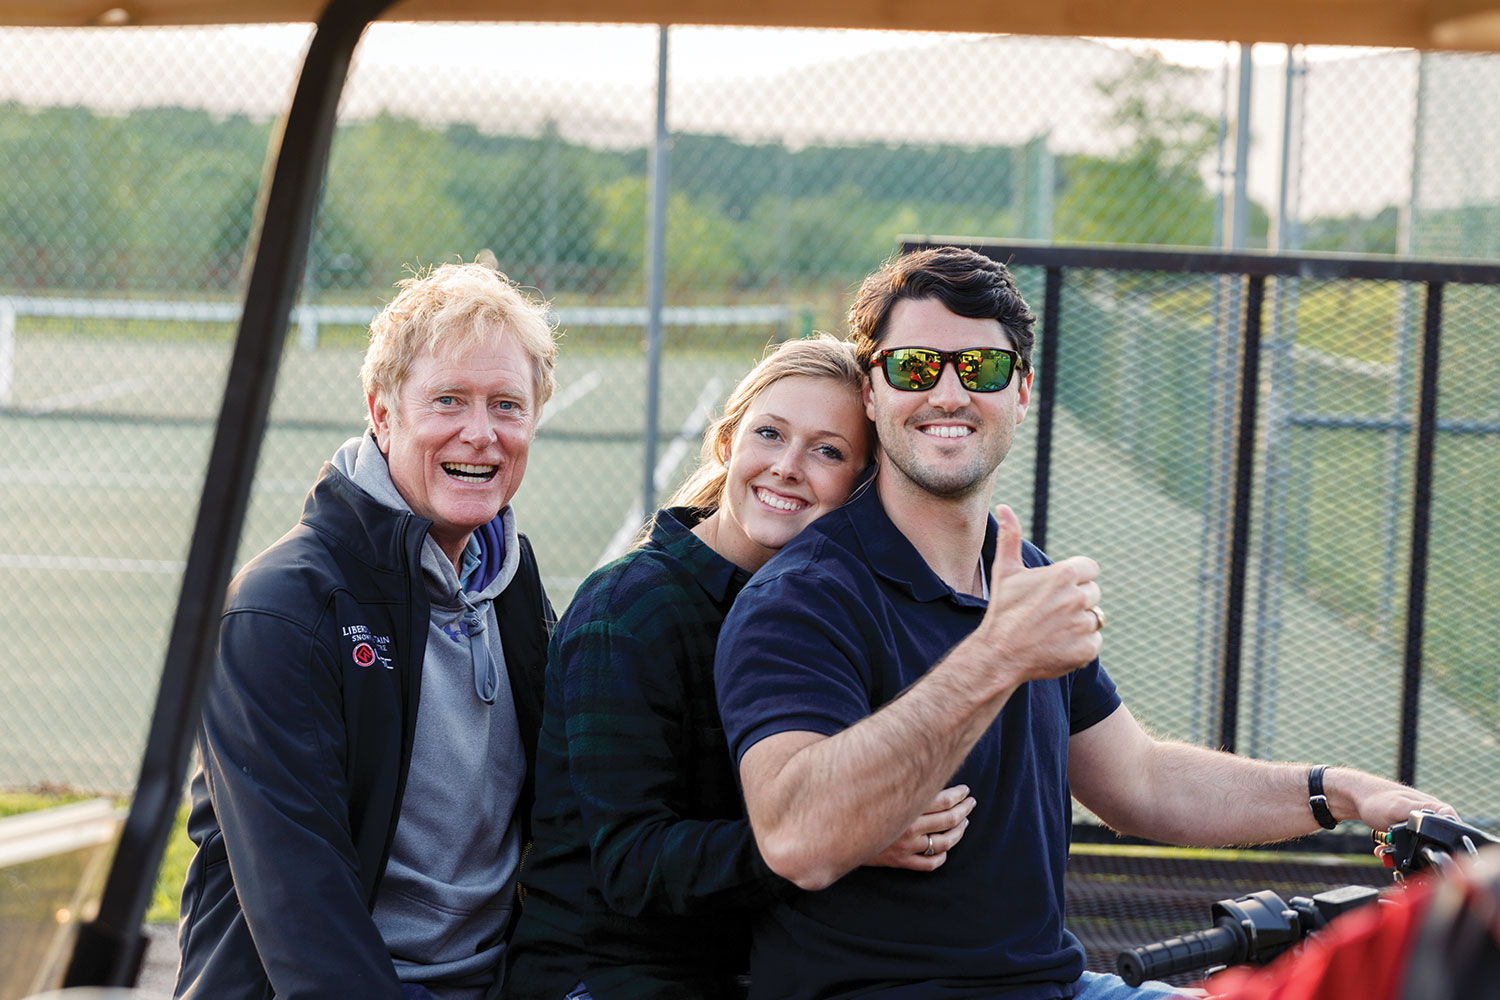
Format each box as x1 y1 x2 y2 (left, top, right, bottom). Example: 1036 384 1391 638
175 466 552 1000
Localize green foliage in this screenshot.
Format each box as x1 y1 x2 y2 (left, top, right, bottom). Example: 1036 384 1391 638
2 100 1223 304
443 121 625 294
590 176 747 293
323 112 471 286
1053 274 1214 508
148 801 195 924
0 788 94 816
1094 53 1219 170
1054 52 1268 249
0 103 270 291
1055 153 1219 246
1291 282 1407 364
1301 205 1401 255
0 790 191 924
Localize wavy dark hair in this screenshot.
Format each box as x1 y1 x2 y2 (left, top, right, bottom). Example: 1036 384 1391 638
847 246 1036 373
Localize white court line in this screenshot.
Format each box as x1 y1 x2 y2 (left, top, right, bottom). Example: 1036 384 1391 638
5 370 603 492
593 376 724 570
0 468 314 494
20 367 598 425
0 552 184 575
0 371 610 577
25 377 151 415
537 369 602 429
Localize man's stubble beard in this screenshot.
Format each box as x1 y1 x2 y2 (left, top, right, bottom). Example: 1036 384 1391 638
874 412 1013 503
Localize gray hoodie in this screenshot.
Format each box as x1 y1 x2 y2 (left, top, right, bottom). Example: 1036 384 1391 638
333 433 525 1000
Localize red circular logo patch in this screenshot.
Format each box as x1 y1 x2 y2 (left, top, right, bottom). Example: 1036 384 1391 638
352 642 376 667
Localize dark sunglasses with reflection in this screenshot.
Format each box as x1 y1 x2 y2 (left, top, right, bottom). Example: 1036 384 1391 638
870 346 1022 393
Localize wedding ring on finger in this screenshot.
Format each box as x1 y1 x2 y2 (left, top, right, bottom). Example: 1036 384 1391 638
923 834 935 857
1086 606 1106 632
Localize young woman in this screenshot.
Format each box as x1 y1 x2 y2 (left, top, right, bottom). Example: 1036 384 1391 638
502 336 975 1000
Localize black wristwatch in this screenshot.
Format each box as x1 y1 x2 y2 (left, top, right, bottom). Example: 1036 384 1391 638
1308 764 1338 830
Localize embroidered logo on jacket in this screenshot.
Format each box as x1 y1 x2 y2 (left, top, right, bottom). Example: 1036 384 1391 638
342 623 394 669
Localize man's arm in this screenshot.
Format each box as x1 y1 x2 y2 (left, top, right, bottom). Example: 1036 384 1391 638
1068 704 1457 845
736 506 1103 891
199 608 403 1000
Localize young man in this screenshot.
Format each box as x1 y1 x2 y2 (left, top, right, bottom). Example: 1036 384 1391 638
175 262 557 1000
713 246 1455 1000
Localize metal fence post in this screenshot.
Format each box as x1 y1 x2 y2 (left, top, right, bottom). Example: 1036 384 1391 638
641 25 670 524
1249 45 1307 758
1398 281 1444 786
0 296 13 408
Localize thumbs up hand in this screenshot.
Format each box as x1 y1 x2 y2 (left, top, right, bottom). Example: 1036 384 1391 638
979 504 1104 687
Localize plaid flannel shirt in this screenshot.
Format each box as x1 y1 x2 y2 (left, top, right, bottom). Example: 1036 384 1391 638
504 507 794 1000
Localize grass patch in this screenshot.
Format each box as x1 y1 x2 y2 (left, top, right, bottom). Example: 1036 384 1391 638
1 789 192 925
147 801 194 924
1070 841 1384 867
0 787 95 817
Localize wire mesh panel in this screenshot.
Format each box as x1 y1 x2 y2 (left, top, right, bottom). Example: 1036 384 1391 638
1295 51 1419 252
1 27 309 793
1030 267 1247 747
961 245 1500 838
1411 53 1500 260
1415 282 1500 818
1255 278 1424 775
2 22 1499 820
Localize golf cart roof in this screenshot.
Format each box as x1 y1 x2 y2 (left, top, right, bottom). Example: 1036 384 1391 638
4 0 1500 53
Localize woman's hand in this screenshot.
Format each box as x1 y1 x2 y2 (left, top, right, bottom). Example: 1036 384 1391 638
864 784 976 872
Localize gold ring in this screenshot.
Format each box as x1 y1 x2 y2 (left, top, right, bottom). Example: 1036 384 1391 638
923 834 935 857
1087 607 1106 632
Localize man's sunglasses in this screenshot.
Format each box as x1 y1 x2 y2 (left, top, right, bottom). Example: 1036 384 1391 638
871 347 1022 393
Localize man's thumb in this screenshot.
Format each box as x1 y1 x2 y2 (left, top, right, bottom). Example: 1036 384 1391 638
991 504 1026 579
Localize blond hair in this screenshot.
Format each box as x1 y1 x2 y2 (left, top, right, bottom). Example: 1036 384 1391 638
360 261 558 428
666 334 869 513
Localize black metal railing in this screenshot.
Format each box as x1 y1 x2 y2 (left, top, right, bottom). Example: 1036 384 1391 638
906 239 1500 790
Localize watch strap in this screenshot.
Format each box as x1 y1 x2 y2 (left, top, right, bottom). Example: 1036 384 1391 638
1308 764 1338 830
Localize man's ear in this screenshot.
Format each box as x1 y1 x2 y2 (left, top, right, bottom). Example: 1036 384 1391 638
862 374 876 422
1014 370 1033 425
368 393 393 453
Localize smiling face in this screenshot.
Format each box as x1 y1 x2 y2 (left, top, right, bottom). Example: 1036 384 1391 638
865 296 1032 503
709 374 870 572
368 332 536 568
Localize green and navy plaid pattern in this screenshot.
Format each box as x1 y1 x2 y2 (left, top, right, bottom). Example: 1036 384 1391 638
505 508 794 1000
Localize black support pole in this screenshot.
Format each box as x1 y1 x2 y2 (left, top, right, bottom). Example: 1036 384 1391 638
1030 266 1062 550
1398 282 1444 786
64 0 391 986
1218 275 1266 754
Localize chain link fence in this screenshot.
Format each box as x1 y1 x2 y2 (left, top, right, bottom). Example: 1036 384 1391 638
1 24 1497 815
958 248 1500 831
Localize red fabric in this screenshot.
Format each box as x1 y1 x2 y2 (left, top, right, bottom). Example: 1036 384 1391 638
1202 880 1436 1000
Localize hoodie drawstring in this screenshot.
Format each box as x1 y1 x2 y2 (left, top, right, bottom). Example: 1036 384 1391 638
459 593 498 704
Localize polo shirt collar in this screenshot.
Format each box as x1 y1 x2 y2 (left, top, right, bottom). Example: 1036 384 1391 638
845 476 997 608
651 506 751 602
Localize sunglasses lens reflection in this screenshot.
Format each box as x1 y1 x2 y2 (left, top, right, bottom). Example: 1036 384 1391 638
881 349 1015 392
969 351 1014 391
890 351 939 390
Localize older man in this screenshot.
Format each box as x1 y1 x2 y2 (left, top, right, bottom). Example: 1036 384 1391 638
175 262 557 1000
714 246 1454 1000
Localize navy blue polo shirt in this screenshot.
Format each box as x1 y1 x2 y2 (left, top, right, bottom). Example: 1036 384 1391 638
715 482 1121 1000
